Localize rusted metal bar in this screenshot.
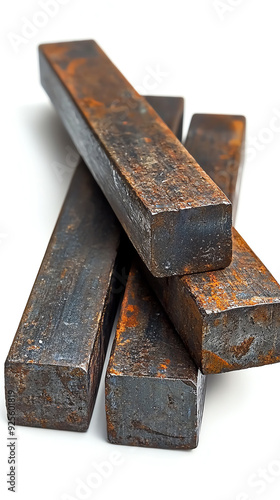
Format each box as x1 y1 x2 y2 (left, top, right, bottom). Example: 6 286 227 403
5 162 123 431
185 114 246 223
105 95 205 450
142 116 280 375
106 263 206 449
39 40 232 277
145 227 280 374
4 95 184 432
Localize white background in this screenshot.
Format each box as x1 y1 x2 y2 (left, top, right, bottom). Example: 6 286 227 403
1 1 280 499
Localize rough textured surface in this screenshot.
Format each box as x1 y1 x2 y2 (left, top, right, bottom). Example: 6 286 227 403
105 94 206 449
4 95 184 432
142 112 280 374
106 264 206 449
185 114 246 223
5 162 123 431
39 40 232 277
144 228 280 374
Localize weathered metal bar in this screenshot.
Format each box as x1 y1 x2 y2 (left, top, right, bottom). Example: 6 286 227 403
106 263 206 449
39 40 232 277
105 95 205 449
144 228 280 374
141 115 280 374
5 162 123 431
4 95 184 432
185 114 246 223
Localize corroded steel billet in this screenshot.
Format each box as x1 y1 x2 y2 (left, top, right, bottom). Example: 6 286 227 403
142 113 280 374
185 114 246 223
5 162 123 431
105 95 205 450
106 263 206 449
39 40 232 277
144 233 280 374
4 95 184 432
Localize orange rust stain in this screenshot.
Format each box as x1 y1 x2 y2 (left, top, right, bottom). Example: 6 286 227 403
144 137 152 143
123 121 128 125
187 272 235 312
81 97 104 108
42 390 52 403
27 360 34 364
66 58 86 76
156 359 171 377
258 350 280 365
205 274 231 311
10 364 28 393
70 368 85 378
40 419 48 428
213 317 221 327
250 307 271 324
230 337 254 359
159 359 171 370
110 368 123 376
27 345 40 351
203 350 235 374
232 118 245 137
66 412 82 424
118 339 130 347
60 268 67 279
30 416 48 428
115 296 140 345
42 43 72 62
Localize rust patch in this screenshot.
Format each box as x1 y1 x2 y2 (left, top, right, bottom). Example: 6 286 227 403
110 368 123 376
27 345 40 351
202 350 235 374
258 350 280 365
230 337 254 359
67 57 86 76
250 307 271 324
116 292 140 343
60 268 67 279
42 389 53 403
10 364 29 394
81 97 104 109
70 368 85 378
157 359 171 376
66 411 82 424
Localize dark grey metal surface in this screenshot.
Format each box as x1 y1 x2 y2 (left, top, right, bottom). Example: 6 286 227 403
185 114 246 223
141 113 280 374
106 263 206 449
39 40 232 277
105 95 206 449
5 162 123 431
4 95 185 432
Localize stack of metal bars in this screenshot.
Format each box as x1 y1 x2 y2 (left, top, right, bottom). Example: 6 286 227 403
5 40 280 450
